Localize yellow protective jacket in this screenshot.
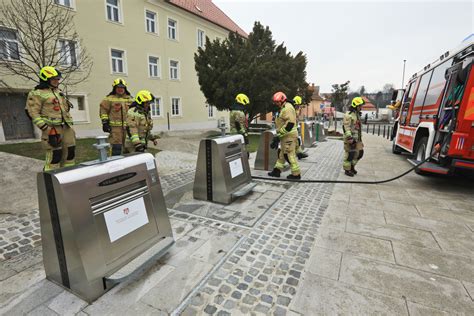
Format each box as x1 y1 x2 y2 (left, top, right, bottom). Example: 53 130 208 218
229 110 246 134
26 88 73 128
275 102 298 138
343 111 362 143
99 94 134 127
126 106 157 145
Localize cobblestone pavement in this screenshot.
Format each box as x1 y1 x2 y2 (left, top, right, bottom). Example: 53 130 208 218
0 211 41 261
0 169 196 262
172 140 343 315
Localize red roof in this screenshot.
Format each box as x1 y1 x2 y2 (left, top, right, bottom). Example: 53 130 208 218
166 0 247 37
361 96 377 110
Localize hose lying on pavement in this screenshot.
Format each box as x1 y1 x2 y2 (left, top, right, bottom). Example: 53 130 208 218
252 154 435 185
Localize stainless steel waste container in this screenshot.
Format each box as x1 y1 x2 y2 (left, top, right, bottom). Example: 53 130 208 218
194 134 256 204
38 153 174 302
313 121 326 142
300 121 316 147
254 130 279 171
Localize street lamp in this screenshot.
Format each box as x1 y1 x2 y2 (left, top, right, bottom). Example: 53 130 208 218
401 59 406 88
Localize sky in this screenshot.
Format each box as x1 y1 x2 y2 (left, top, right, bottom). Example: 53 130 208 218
213 0 473 93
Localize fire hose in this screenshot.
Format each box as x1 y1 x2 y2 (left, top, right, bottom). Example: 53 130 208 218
251 148 439 185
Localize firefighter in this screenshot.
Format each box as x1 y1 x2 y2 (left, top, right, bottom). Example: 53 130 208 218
99 78 134 156
125 90 159 153
26 66 75 171
268 92 301 180
342 96 365 176
230 93 250 147
292 96 308 160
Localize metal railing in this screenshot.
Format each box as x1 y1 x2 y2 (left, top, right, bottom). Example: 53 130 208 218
365 123 393 140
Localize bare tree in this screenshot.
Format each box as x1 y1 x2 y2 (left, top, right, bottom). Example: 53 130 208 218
0 0 93 87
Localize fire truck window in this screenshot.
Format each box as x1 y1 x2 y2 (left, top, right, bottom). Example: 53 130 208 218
424 61 451 107
410 70 433 124
400 81 415 125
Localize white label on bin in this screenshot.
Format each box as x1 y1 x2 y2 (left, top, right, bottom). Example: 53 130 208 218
104 197 149 242
309 129 313 138
146 159 155 170
229 158 244 178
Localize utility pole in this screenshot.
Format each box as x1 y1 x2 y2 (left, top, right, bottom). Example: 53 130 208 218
402 59 406 88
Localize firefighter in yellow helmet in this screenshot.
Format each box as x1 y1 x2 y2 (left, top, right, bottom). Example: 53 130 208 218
125 90 159 153
292 96 308 160
25 66 76 171
99 78 134 156
230 93 250 146
268 92 301 180
343 96 365 176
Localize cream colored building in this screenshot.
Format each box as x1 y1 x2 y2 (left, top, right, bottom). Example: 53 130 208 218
0 0 246 140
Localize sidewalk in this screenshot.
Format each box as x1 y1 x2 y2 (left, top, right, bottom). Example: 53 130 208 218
291 133 474 315
0 132 473 315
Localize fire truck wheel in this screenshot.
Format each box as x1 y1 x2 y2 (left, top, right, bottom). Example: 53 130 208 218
392 140 402 155
414 137 428 174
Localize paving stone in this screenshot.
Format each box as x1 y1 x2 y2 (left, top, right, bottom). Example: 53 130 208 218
223 299 235 309
26 305 59 316
242 294 257 305
339 255 473 313
290 272 407 315
406 301 449 316
230 291 242 299
277 295 291 306
261 294 274 304
204 304 217 315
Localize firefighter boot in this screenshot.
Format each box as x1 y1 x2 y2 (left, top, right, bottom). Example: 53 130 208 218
351 165 357 175
268 168 281 178
287 174 301 180
344 170 355 177
297 152 308 160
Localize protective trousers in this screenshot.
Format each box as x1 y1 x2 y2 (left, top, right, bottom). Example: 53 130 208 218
41 125 76 171
343 142 364 171
274 135 301 176
109 126 126 156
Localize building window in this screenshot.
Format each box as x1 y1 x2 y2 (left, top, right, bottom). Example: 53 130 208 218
58 39 77 66
0 27 20 60
145 10 157 34
171 97 181 116
169 60 179 80
168 18 177 40
111 49 125 73
69 95 89 123
151 97 162 117
106 0 121 22
197 29 205 48
54 0 73 8
148 56 160 78
208 105 214 118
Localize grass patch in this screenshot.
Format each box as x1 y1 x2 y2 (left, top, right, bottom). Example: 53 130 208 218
0 138 160 164
247 134 260 152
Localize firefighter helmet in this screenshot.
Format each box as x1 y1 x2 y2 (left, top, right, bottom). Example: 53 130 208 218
351 97 365 108
293 96 303 105
235 93 250 105
135 90 154 104
272 92 287 103
39 66 61 82
113 78 127 88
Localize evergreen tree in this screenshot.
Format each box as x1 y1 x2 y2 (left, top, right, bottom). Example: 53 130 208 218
194 22 309 121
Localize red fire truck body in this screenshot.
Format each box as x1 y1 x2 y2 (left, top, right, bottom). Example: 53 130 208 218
392 36 474 175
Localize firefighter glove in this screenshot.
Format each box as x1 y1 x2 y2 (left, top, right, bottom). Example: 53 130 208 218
134 143 145 152
102 121 111 133
270 136 280 149
48 128 62 148
38 123 49 131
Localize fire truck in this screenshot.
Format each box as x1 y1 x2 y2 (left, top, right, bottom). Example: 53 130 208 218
391 35 474 175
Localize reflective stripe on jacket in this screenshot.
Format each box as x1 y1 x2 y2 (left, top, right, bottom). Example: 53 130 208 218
26 88 73 128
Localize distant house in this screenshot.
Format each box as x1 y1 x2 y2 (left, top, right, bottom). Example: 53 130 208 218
360 96 377 119
300 84 324 119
